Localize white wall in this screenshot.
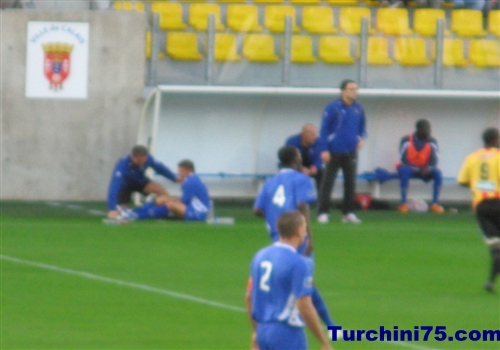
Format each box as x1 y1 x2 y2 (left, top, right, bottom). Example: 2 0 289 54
2 10 147 200
141 88 499 200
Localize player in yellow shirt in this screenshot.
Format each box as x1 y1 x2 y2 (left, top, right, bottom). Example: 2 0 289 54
457 127 500 292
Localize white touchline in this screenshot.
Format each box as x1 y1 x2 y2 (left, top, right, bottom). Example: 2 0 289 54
1 255 440 350
43 201 107 216
0 255 245 313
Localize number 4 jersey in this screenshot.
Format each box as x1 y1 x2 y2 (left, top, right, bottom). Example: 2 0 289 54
254 169 317 241
250 242 314 327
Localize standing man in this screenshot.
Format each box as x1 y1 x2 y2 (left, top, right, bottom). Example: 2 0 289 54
285 124 323 192
254 146 317 246
317 79 367 224
397 119 445 213
457 127 500 292
253 145 338 333
246 211 333 350
107 145 178 219
117 159 211 222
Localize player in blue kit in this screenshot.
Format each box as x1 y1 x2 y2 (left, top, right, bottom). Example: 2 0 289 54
246 211 333 350
254 146 316 246
285 124 323 192
107 145 178 219
253 146 338 332
116 159 211 222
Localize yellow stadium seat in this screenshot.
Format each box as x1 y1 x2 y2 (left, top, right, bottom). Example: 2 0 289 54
414 9 446 36
488 10 500 37
364 0 380 6
451 9 487 37
442 0 454 8
394 38 431 66
470 40 500 67
113 1 144 11
319 36 356 64
302 6 337 34
377 8 412 35
367 37 392 65
326 0 358 5
442 38 468 67
227 4 262 32
151 2 187 30
254 0 284 3
189 3 225 31
166 32 203 60
290 0 321 4
216 0 245 2
265 6 300 33
178 0 207 2
291 35 317 63
243 34 280 62
215 33 241 61
339 7 374 35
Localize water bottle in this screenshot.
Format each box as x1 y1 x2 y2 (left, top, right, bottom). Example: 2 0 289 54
209 217 235 225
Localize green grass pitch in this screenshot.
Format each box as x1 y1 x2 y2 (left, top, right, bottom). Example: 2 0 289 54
1 201 499 350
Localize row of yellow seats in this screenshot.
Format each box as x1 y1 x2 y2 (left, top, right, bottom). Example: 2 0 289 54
115 0 389 7
116 0 455 6
146 31 500 67
131 2 500 38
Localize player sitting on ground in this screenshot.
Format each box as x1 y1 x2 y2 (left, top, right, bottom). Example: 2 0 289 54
117 159 211 222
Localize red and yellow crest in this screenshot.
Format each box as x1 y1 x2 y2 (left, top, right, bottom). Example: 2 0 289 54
42 42 73 90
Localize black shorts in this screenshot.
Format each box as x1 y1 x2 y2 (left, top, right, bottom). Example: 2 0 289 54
476 199 500 243
117 180 151 206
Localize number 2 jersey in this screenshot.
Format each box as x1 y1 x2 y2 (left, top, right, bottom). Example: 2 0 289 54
250 242 314 327
254 168 317 241
457 147 500 208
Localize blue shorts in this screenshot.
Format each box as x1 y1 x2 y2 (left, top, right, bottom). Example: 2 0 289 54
257 323 307 350
184 204 208 222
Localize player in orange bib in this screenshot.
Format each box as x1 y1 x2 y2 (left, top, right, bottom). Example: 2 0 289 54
397 119 445 213
458 127 500 292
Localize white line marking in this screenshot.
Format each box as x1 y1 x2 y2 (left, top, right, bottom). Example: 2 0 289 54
66 204 83 210
88 209 108 216
44 201 107 217
1 255 440 350
0 255 245 313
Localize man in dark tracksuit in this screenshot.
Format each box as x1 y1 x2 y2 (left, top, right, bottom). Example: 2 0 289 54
285 124 323 193
107 145 177 219
317 80 367 224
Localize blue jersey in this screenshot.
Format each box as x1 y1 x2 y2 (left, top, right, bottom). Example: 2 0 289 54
319 98 367 154
285 134 322 169
254 169 316 241
250 242 314 327
181 174 211 213
107 154 176 210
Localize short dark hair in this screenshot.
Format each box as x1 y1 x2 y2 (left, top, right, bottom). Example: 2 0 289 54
277 211 304 239
415 119 430 130
278 146 299 168
340 79 356 90
178 159 195 172
131 145 148 157
483 127 500 147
